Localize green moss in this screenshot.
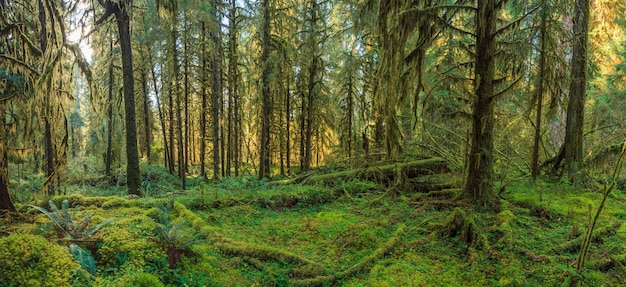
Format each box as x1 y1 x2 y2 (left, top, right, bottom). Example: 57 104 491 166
129 272 165 287
101 197 131 209
0 234 83 286
97 215 164 268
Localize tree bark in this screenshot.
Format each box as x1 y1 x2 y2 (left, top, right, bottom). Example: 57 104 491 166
531 10 547 180
212 1 222 180
465 0 497 206
562 0 589 181
200 21 208 178
258 0 272 179
113 0 141 195
105 36 115 176
303 0 318 172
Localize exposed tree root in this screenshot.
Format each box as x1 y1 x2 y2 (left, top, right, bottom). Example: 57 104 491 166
435 208 486 249
553 221 621 252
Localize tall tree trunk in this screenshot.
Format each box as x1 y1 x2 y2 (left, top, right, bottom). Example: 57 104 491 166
259 0 272 179
465 0 497 206
149 51 170 170
141 59 151 161
285 68 291 175
531 10 547 180
113 0 141 195
105 36 115 176
0 101 17 212
169 20 186 190
303 0 318 172
212 2 221 180
200 21 208 178
228 0 240 177
563 0 590 180
183 14 190 175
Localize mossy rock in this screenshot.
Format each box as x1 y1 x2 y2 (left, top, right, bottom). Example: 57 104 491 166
0 234 82 286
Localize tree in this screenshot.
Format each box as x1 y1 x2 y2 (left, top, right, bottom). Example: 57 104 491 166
562 0 590 180
96 0 142 195
258 0 272 179
464 0 499 206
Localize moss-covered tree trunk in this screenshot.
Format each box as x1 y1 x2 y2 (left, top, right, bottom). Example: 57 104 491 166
112 0 141 195
531 10 547 180
465 0 498 207
563 0 589 181
258 0 272 179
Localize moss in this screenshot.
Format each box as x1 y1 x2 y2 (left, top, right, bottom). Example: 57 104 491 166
0 234 83 286
553 221 622 252
101 197 131 209
97 215 165 268
129 272 165 287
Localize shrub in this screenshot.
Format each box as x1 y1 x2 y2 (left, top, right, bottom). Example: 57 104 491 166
0 234 83 286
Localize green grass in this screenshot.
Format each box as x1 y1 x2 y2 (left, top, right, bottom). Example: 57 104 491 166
3 164 626 286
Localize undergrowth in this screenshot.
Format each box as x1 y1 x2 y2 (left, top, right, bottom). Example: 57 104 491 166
2 162 626 286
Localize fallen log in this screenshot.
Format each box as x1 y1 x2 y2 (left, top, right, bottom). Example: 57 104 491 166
302 158 449 187
553 221 621 252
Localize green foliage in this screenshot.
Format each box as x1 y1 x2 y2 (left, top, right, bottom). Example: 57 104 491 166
69 244 97 276
151 207 207 268
27 200 115 240
97 215 165 269
0 234 84 286
129 272 165 287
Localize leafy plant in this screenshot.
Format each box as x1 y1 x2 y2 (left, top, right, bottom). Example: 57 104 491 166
27 199 116 276
27 199 115 240
151 210 207 269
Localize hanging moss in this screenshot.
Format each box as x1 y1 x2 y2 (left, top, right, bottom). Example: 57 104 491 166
0 234 83 286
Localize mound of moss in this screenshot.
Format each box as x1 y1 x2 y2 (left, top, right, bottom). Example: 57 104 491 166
0 234 82 286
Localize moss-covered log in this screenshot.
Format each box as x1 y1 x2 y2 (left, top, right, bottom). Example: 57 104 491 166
214 241 325 270
553 221 621 252
289 224 407 287
302 158 449 187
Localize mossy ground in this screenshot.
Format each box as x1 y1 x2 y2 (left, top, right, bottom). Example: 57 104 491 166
2 164 626 286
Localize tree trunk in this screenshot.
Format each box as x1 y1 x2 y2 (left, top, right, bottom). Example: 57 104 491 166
0 100 16 212
531 11 547 180
258 0 272 179
141 58 151 161
285 68 291 175
149 52 170 170
105 36 115 176
200 21 208 178
212 2 222 180
464 0 497 206
303 0 318 172
563 0 589 181
183 14 190 175
112 1 141 195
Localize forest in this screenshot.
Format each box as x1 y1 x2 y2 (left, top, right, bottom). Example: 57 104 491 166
1 0 626 285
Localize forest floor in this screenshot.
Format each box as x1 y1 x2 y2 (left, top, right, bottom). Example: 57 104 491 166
2 160 626 286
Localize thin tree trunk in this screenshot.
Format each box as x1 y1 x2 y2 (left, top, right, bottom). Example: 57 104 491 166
169 20 186 190
285 68 291 175
141 58 151 161
105 36 115 176
150 52 170 170
212 2 221 180
183 14 190 175
200 21 208 178
259 0 272 179
531 10 547 180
